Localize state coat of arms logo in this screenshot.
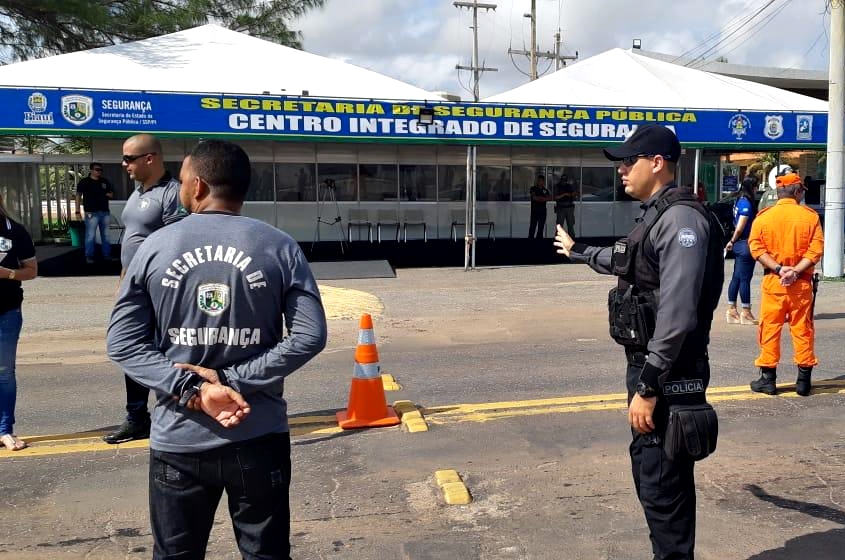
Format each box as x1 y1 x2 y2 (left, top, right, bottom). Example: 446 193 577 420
728 114 751 140
61 94 94 126
763 115 784 140
197 283 230 316
796 115 813 140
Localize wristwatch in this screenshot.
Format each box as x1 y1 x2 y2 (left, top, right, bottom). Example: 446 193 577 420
7 269 15 280
774 265 783 274
635 381 658 398
177 379 206 408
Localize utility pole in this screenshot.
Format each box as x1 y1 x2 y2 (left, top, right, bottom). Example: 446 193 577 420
508 1 577 79
454 1 498 102
454 0 497 270
824 0 845 277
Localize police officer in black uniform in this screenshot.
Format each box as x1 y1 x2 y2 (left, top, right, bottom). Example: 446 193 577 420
554 125 723 560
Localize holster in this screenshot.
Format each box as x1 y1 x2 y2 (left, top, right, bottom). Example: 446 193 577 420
608 285 656 348
664 402 718 462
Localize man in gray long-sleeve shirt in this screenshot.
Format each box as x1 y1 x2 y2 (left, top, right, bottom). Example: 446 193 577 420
107 140 327 559
553 125 723 560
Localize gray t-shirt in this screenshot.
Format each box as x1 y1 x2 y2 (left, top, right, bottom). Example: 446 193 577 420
106 212 328 453
120 173 185 268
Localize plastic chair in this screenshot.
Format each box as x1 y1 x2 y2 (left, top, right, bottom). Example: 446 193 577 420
401 209 427 242
475 209 496 240
375 210 400 243
450 209 466 242
347 209 373 242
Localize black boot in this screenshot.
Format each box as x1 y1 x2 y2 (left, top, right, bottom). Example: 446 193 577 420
751 367 777 395
795 366 813 397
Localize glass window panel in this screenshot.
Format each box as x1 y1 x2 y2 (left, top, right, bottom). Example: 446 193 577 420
317 163 357 202
477 165 510 201
547 165 580 203
580 166 616 202
399 164 436 201
511 165 543 201
102 163 131 200
276 163 313 201
359 164 398 201
615 170 636 202
246 162 274 201
438 165 466 201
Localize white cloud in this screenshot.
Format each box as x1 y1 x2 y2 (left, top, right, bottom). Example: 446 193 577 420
294 0 832 99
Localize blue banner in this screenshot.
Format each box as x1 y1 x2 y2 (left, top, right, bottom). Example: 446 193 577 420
2 87 827 147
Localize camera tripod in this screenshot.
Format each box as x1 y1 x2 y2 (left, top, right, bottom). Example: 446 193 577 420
311 182 347 253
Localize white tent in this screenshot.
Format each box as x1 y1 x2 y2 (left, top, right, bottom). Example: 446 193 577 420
485 48 827 112
0 24 445 101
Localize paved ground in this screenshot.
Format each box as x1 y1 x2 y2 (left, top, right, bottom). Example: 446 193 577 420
2 261 845 559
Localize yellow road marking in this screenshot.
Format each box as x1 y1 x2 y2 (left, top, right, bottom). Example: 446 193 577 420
6 381 844 459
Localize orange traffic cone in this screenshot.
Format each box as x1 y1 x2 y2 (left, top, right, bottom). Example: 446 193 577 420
336 314 400 429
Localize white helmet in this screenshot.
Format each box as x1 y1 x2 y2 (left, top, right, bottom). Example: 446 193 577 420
767 164 793 190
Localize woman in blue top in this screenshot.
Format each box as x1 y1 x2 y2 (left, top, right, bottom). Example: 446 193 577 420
725 176 759 325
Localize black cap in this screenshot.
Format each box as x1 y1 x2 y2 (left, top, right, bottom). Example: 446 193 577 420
603 125 681 162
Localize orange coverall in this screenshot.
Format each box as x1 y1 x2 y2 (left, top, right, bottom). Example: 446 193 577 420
748 199 824 368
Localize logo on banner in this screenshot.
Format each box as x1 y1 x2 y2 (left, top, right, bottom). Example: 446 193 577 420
61 95 93 126
197 283 230 316
23 92 54 125
763 115 784 140
728 114 751 140
796 115 813 140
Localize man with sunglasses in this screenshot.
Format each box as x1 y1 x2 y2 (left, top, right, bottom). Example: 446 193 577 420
747 172 823 396
554 125 723 560
104 133 188 445
75 162 114 264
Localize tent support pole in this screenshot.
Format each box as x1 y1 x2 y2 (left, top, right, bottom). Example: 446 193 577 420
693 149 701 197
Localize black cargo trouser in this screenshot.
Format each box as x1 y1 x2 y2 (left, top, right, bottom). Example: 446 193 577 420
625 352 709 560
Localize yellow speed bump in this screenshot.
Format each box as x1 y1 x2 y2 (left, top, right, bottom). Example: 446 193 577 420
393 400 429 432
381 373 401 391
434 469 472 505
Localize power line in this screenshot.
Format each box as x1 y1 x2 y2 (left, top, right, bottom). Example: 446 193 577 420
672 0 781 64
685 0 792 67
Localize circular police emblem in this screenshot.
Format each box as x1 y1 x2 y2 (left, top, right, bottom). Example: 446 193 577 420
677 228 697 248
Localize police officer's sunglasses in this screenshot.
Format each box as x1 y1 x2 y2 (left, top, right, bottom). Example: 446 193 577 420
620 154 656 167
122 152 156 163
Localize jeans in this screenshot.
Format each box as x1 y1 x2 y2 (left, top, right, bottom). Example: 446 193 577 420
0 308 23 435
84 210 111 259
149 432 291 560
727 239 755 307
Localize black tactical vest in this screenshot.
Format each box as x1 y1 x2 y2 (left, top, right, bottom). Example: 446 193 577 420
607 187 724 367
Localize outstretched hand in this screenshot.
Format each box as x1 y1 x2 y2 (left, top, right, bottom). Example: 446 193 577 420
554 224 575 257
197 383 250 428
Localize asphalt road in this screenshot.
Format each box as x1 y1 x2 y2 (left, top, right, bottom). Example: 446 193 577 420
2 262 845 559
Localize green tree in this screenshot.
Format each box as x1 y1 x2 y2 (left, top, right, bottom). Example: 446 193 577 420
0 0 326 62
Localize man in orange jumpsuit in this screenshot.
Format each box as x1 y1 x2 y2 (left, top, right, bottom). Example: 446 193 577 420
748 173 824 396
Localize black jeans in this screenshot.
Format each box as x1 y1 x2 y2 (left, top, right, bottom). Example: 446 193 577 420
626 359 706 560
125 373 151 424
149 432 292 560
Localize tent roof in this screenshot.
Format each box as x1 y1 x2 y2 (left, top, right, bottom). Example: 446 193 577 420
0 24 444 101
485 48 827 112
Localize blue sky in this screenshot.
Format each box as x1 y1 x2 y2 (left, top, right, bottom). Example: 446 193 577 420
294 0 831 99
